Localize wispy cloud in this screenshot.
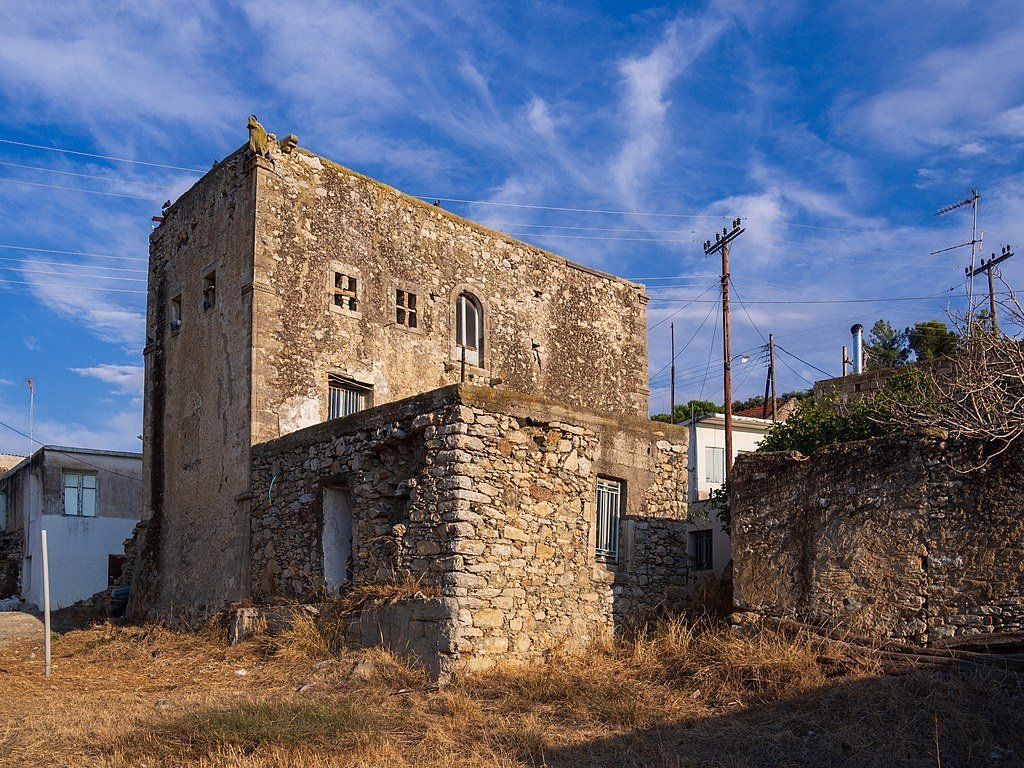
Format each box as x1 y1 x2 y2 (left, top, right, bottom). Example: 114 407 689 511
70 364 144 396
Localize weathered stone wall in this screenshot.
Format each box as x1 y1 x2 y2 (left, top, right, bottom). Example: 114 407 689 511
135 148 258 620
732 434 1024 645
813 358 953 403
249 146 650 444
249 385 688 671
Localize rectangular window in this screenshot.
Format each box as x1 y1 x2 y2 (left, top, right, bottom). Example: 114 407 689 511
691 530 713 571
170 295 183 331
328 375 373 419
595 478 622 563
62 472 98 517
202 270 217 311
705 446 725 484
332 272 358 312
396 289 418 328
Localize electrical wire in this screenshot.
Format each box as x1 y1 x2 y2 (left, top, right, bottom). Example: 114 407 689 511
0 137 205 173
0 256 146 274
0 176 162 202
0 160 176 190
649 281 720 331
775 345 833 378
0 417 142 482
0 278 146 295
650 291 955 305
419 197 731 220
0 243 148 263
0 265 146 282
648 296 720 383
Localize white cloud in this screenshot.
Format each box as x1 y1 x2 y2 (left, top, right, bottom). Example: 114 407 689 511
71 364 144 396
0 394 142 455
611 11 730 206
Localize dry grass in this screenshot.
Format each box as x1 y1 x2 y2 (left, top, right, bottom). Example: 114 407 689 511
0 613 1021 767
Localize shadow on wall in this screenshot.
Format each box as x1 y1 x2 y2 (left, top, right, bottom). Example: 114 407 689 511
538 666 1022 767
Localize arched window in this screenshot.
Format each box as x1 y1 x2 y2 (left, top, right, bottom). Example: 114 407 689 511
455 292 484 367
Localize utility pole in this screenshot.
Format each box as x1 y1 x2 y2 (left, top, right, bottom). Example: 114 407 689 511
967 245 1014 334
768 334 777 422
842 345 849 377
704 218 745 481
670 323 676 425
26 378 34 457
932 191 982 332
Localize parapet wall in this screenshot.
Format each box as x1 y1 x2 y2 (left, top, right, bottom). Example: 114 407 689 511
731 434 1024 645
249 384 689 672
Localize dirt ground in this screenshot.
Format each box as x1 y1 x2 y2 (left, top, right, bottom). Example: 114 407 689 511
0 610 43 646
0 616 1021 768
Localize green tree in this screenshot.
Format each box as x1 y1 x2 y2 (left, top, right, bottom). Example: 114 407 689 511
651 400 721 424
864 319 910 369
906 320 959 361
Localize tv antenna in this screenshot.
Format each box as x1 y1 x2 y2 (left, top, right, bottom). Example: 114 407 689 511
931 190 982 330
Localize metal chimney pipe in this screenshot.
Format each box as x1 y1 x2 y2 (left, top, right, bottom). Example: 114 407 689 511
851 324 864 374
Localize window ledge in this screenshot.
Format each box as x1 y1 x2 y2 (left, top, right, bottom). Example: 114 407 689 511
328 304 361 318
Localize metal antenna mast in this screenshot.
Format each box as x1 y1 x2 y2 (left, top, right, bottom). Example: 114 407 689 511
703 218 745 482
931 190 982 330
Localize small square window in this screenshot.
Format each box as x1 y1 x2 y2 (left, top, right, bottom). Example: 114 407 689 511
332 272 358 312
202 270 217 311
396 289 418 329
691 530 713 571
170 295 183 331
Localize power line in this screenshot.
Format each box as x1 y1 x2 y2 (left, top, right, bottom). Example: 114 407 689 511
0 256 146 274
0 176 162 202
775 345 833 378
0 243 148 263
0 277 146 295
649 291 954 305
774 350 816 387
0 160 176 190
0 417 141 483
0 265 145 282
649 281 720 331
649 296 719 382
0 137 205 173
422 196 731 220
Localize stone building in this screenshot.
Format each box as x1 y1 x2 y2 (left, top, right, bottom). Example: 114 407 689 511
132 122 690 671
0 446 142 607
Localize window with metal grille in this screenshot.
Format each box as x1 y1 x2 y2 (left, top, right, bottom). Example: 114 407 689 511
705 446 725 484
332 272 358 312
455 292 483 366
595 478 622 563
202 270 217 311
691 529 713 571
62 472 97 517
328 375 372 419
396 289 417 328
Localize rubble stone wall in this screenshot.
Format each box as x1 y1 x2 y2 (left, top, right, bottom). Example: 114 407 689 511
732 434 1024 645
249 385 689 672
0 529 21 598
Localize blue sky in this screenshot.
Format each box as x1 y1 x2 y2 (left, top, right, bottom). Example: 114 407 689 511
1 0 1023 455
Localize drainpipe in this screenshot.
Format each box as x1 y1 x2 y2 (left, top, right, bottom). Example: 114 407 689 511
851 324 864 375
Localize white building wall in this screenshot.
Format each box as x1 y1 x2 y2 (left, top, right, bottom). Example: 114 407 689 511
23 514 138 609
686 415 774 583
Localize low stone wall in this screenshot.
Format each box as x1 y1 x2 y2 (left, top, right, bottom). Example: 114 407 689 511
732 433 1024 645
249 384 689 673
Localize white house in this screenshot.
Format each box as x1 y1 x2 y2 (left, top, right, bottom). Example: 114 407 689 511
686 401 797 585
0 446 142 609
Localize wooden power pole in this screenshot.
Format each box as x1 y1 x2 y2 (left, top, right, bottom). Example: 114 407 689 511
704 218 745 481
769 333 777 422
670 322 676 425
967 245 1014 333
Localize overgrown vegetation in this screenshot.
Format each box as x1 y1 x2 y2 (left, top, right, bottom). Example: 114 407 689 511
1 614 1020 767
864 317 959 370
758 368 934 455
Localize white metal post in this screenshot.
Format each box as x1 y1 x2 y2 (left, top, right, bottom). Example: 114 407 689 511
41 528 51 677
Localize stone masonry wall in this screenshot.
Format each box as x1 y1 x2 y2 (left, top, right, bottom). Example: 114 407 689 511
249 385 689 671
732 433 1024 646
